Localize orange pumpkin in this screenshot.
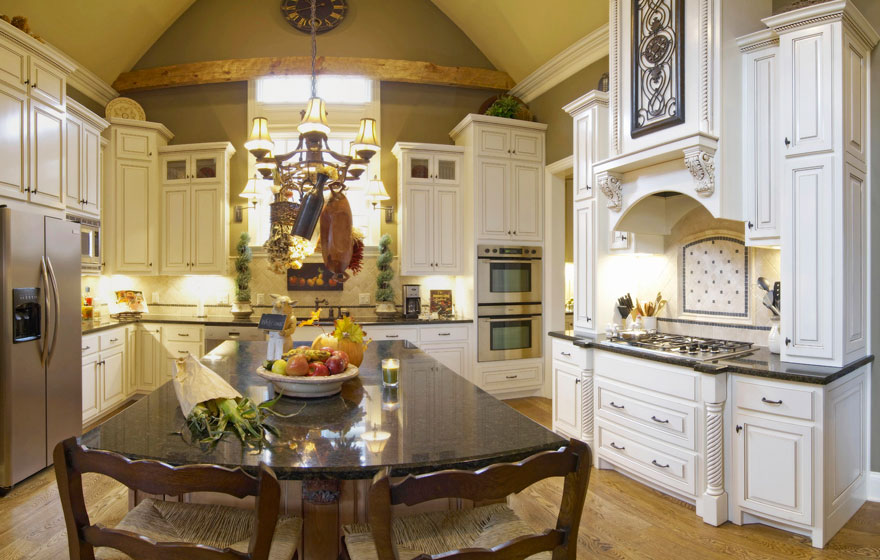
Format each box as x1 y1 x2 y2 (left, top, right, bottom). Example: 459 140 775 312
312 333 365 367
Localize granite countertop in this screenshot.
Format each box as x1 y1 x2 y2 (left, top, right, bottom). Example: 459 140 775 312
82 315 474 335
548 330 873 385
80 340 564 479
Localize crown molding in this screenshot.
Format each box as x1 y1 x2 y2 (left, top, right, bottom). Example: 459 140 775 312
68 65 119 108
509 24 609 104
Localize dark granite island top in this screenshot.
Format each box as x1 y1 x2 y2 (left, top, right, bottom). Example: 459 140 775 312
80 340 564 480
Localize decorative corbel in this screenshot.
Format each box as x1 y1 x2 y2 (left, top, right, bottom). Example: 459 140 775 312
683 146 716 197
596 171 623 211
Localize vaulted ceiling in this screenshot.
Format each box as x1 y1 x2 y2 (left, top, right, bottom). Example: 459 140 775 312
3 0 607 86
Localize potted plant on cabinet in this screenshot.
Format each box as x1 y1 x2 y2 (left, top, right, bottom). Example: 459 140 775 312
375 234 396 318
231 232 254 319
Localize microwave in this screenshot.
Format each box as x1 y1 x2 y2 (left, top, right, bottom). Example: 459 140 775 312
477 244 542 305
66 214 101 274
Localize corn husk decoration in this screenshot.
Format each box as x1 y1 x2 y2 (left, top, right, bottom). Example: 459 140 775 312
174 354 290 446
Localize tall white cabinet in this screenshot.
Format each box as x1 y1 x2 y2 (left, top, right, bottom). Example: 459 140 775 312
391 143 464 276
744 1 877 367
103 118 173 275
65 99 108 218
159 143 235 275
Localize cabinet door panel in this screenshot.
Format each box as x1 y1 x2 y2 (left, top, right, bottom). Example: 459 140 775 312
842 164 866 357
101 351 126 410
115 160 153 273
116 128 152 161
82 357 99 423
477 160 508 239
572 111 592 199
64 115 82 209
401 184 433 275
734 412 812 524
573 200 595 331
161 186 190 274
421 344 466 377
191 183 223 273
476 127 510 159
781 157 833 359
553 363 581 437
138 326 162 390
161 154 189 184
29 58 65 111
29 101 65 209
843 35 867 163
82 125 101 216
0 37 26 91
403 152 433 184
781 25 833 156
511 130 542 162
433 187 460 273
0 83 27 199
510 163 542 240
192 155 218 182
433 154 461 185
743 50 779 243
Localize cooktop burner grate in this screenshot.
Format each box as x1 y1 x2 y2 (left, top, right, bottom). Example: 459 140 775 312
602 333 754 361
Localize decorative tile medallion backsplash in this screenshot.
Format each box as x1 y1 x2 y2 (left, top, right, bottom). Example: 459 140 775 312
681 236 749 318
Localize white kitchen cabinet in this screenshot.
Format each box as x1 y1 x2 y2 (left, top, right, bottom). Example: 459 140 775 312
28 100 64 210
450 114 547 243
28 57 65 112
552 362 581 438
81 354 100 424
136 324 164 391
81 327 130 425
159 143 234 276
563 91 608 200
740 33 780 245
0 82 27 201
65 99 108 216
573 199 595 332
478 360 542 395
393 144 464 276
420 343 467 378
100 348 126 411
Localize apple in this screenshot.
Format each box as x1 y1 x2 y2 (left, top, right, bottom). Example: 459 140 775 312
296 345 311 352
309 362 330 377
332 350 349 368
325 356 345 375
285 355 309 376
320 346 336 354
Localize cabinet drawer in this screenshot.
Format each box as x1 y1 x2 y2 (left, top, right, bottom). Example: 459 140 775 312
551 339 591 369
482 363 541 389
733 378 814 421
419 325 468 342
596 380 696 450
205 325 264 342
99 330 125 351
165 341 204 360
366 327 418 343
597 422 697 497
81 333 99 356
595 352 697 401
164 325 204 343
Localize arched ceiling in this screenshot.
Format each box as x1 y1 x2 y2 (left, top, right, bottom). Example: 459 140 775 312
2 0 608 87
0 0 196 83
429 0 609 82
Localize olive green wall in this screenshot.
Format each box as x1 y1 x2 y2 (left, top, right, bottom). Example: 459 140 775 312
126 0 497 253
527 57 609 165
565 177 573 263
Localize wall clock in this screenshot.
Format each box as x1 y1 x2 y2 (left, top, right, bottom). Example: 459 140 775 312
281 0 347 34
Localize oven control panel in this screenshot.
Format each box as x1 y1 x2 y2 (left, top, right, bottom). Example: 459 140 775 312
478 245 542 258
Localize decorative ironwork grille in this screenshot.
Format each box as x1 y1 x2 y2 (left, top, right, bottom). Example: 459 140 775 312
631 0 685 137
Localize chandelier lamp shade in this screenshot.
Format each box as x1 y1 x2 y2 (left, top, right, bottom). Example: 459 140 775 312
244 117 274 159
239 175 267 203
366 175 393 223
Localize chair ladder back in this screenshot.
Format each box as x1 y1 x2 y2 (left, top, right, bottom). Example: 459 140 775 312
389 447 579 507
411 529 566 560
249 464 282 559
552 440 592 560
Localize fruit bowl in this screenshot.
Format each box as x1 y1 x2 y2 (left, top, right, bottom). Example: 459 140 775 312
255 364 359 398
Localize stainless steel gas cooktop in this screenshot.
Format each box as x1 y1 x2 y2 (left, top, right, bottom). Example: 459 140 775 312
601 333 755 362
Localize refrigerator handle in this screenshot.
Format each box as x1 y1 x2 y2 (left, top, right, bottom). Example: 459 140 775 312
46 256 61 367
40 257 51 367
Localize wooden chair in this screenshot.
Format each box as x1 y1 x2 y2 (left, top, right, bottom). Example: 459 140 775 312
54 437 301 560
341 438 591 560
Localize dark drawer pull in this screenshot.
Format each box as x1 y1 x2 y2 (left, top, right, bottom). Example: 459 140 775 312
385 334 399 338
505 375 518 379
177 333 190 337
109 338 119 343
228 332 241 337
82 346 91 351
609 401 625 409
652 460 670 469
651 415 669 424
761 397 783 405
609 442 625 451
438 332 451 336
560 351 571 357
177 350 188 354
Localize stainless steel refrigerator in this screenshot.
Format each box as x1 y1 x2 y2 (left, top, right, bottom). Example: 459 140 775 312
0 206 82 492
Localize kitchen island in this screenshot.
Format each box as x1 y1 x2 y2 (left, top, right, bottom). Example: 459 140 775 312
80 339 564 558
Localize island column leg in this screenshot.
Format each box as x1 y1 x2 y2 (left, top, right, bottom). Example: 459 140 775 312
700 373 728 526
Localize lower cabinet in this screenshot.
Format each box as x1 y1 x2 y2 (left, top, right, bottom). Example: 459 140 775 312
81 352 100 423
101 347 126 411
552 363 582 438
81 327 130 425
420 343 468 379
137 324 164 391
478 360 543 395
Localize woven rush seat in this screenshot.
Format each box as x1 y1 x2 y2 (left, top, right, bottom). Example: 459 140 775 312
94 499 301 560
342 503 551 560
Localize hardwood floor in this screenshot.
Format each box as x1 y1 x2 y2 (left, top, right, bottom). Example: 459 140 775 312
504 396 880 559
1 397 876 559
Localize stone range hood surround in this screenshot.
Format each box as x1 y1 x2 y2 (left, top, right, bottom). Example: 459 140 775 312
597 0 774 234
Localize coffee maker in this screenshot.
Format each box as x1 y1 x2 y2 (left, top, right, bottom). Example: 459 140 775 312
402 284 421 319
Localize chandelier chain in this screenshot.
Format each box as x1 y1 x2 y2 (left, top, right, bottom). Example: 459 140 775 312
310 0 318 98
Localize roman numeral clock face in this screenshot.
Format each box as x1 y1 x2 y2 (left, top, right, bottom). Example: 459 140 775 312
281 0 347 34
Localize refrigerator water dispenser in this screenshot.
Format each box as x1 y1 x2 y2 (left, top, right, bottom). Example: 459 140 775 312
12 287 40 343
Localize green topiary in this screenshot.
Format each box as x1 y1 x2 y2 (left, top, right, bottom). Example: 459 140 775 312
375 234 394 303
235 232 252 302
485 95 522 119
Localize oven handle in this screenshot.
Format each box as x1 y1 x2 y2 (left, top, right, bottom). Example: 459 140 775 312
478 257 541 263
479 315 542 321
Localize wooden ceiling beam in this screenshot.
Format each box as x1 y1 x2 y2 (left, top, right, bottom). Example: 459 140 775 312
112 56 514 93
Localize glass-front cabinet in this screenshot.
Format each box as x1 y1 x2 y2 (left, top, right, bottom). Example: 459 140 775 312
403 151 460 185
161 154 219 184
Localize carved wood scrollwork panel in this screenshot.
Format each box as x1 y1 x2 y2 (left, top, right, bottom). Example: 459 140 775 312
631 0 685 137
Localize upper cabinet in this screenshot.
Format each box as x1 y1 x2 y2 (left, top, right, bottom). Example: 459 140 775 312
450 114 547 243
393 143 464 276
159 143 235 276
103 118 174 275
65 99 109 218
755 0 877 367
564 92 608 201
